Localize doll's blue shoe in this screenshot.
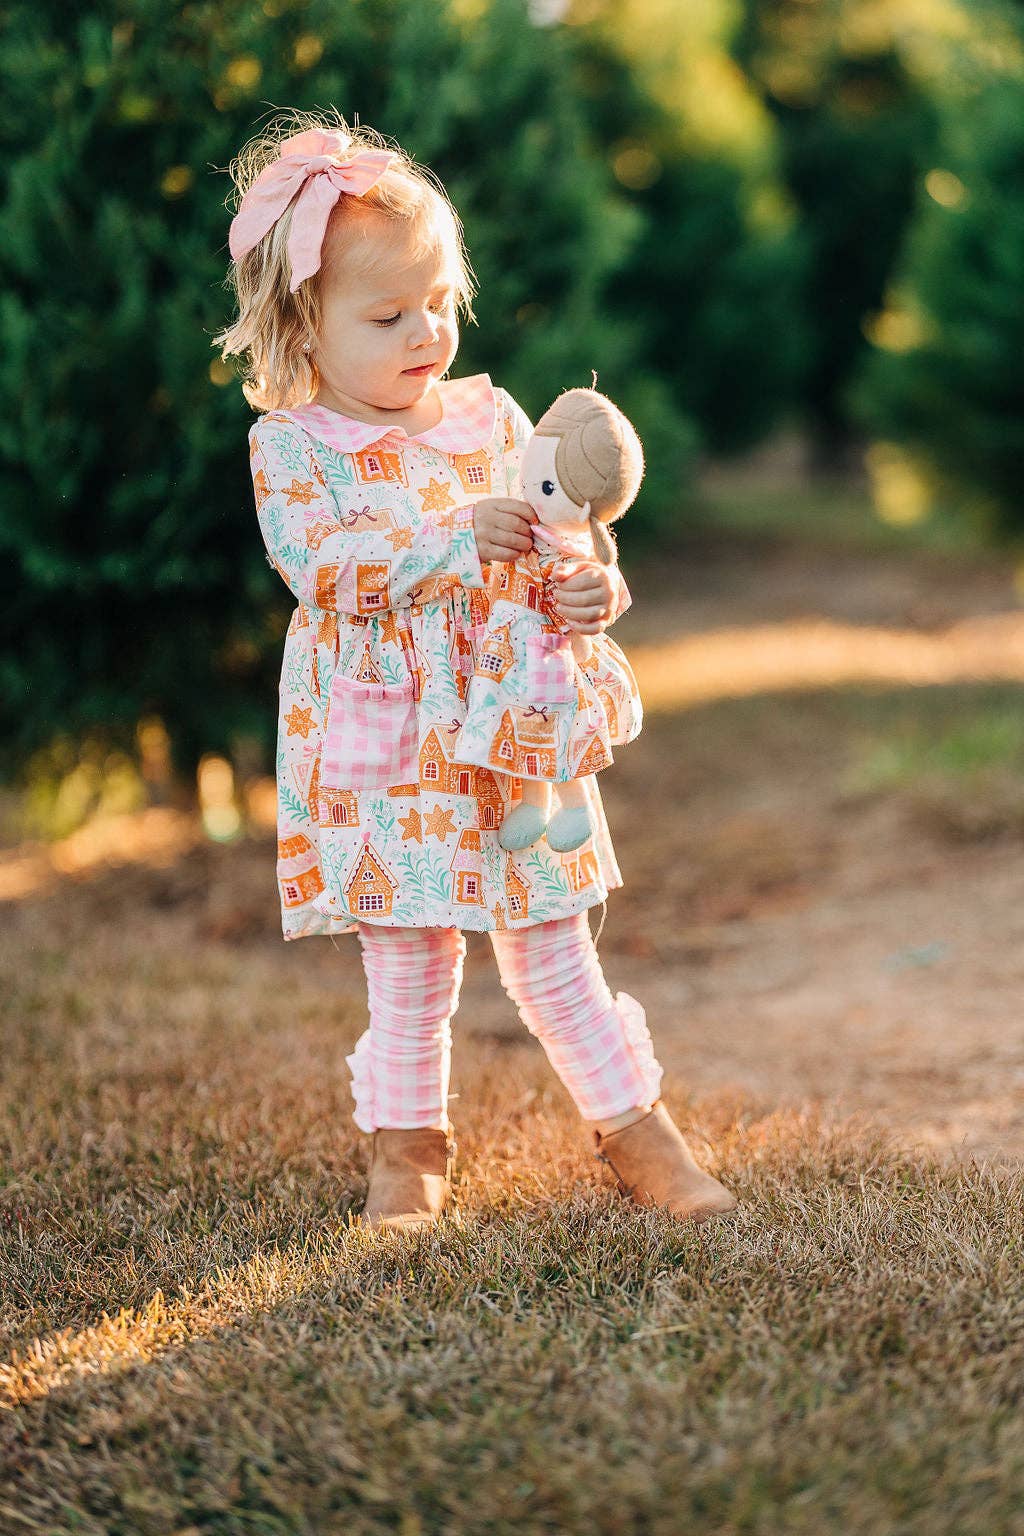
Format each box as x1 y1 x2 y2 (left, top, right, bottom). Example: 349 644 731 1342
545 806 592 852
498 803 549 850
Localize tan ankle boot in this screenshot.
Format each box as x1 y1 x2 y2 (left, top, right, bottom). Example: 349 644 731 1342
593 1101 737 1222
359 1126 456 1232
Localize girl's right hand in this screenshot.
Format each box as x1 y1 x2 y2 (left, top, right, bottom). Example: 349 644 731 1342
472 498 538 563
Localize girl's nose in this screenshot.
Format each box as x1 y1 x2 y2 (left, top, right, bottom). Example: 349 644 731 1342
409 309 439 347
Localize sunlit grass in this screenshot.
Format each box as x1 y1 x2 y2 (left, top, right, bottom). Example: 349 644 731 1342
3 505 1024 1527
2 729 1023 1528
1 921 1020 1533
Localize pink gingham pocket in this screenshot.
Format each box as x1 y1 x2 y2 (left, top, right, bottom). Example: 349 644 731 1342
524 632 576 705
321 672 417 790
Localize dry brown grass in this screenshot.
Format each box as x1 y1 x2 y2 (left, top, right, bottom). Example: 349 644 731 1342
4 533 1024 1532
1 886 1022 1535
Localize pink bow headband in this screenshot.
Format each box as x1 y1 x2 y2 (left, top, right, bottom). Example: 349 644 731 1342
228 129 395 292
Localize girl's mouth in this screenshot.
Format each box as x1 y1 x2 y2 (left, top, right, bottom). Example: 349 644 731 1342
402 364 436 377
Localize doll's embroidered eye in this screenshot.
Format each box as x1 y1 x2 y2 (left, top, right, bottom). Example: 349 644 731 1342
541 480 555 496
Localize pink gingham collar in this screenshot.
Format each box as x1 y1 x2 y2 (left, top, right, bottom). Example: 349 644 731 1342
268 373 498 455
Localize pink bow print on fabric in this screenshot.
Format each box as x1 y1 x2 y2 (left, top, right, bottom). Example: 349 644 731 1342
228 130 395 292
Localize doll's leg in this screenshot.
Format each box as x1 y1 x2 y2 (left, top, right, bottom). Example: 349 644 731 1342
488 912 662 1123
546 777 593 853
498 779 551 851
347 924 466 1134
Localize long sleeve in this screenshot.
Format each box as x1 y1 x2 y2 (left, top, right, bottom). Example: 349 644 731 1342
249 417 485 615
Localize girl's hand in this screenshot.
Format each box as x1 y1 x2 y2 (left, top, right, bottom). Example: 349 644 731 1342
551 562 617 635
472 498 538 563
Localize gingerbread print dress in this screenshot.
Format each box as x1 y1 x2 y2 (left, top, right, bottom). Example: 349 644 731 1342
454 520 621 784
248 373 644 941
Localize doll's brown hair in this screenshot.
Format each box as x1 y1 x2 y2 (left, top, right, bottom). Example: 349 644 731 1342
532 388 644 564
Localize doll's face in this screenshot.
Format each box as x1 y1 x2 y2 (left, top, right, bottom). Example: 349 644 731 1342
520 434 590 528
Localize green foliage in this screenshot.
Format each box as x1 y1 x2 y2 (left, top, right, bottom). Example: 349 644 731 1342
0 0 695 783
565 3 809 455
733 0 938 464
4 0 1021 790
852 71 1024 532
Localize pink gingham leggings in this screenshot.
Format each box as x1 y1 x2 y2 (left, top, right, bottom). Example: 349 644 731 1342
345 913 664 1132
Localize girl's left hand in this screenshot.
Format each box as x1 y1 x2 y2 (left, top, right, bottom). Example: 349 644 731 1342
551 562 617 635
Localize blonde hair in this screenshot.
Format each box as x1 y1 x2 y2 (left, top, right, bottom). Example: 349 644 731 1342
212 108 476 412
533 388 645 564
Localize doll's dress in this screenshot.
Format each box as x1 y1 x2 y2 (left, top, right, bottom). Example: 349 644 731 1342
453 522 615 784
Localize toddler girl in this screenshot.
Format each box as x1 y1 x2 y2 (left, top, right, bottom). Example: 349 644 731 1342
215 111 737 1231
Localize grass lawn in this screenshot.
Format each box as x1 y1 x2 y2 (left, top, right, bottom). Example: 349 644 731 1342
2 511 1024 1533
1 915 1020 1534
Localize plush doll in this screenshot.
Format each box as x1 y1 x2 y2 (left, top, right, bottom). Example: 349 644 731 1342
454 387 644 853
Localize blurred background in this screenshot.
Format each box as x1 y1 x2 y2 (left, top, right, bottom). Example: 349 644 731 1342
5 11 1024 1503
1 0 1023 852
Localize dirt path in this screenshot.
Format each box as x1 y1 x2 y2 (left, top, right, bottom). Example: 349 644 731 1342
457 535 1024 1166
6 533 1024 1167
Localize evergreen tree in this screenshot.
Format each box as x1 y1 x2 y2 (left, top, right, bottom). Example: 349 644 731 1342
732 0 938 469
852 70 1024 530
0 0 680 785
563 0 809 456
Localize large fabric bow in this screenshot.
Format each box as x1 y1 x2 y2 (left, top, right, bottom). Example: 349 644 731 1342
228 130 395 292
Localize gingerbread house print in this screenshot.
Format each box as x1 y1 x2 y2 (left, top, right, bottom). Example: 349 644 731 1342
401 628 431 699
420 727 476 797
574 734 613 776
277 832 325 910
450 450 492 495
449 625 476 701
353 446 408 485
504 863 531 921
288 604 311 637
494 563 543 612
561 846 599 893
475 767 504 831
319 787 360 827
290 748 321 813
304 517 335 552
345 841 398 917
492 900 507 932
253 466 271 509
597 686 619 739
450 829 485 906
313 563 338 609
475 622 516 683
353 646 385 685
488 708 558 779
356 561 390 615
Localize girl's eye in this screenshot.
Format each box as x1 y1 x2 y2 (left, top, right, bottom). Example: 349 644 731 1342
541 480 555 496
373 299 450 328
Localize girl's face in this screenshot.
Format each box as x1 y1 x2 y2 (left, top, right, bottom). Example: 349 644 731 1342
311 210 459 420
520 434 590 528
